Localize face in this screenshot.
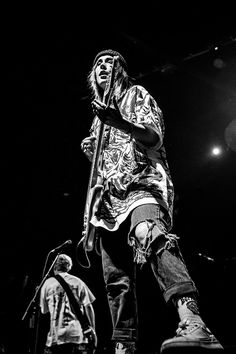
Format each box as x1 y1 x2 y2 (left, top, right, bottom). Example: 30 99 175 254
94 55 114 90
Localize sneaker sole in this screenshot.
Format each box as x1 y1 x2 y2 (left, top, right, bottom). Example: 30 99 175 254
160 345 224 353
161 348 224 353
160 340 224 353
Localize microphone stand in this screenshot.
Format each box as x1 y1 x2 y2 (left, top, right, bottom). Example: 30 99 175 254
22 251 61 354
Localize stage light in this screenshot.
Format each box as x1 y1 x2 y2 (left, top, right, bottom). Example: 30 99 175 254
210 146 223 157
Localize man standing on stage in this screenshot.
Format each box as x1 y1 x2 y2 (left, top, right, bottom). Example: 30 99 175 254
81 49 223 354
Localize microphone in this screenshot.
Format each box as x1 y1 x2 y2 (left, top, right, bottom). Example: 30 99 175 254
50 240 72 253
198 253 215 262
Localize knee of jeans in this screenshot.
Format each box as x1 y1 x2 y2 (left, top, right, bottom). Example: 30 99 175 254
134 221 149 246
134 220 163 246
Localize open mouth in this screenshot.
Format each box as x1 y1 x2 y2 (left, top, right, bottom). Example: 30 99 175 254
99 71 108 78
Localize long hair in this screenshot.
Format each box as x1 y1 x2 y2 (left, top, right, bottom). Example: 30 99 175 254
87 60 134 102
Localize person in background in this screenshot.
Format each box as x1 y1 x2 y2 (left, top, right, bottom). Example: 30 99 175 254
81 49 223 354
40 254 96 354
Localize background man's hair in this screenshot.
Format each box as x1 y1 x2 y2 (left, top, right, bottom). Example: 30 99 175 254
53 254 72 272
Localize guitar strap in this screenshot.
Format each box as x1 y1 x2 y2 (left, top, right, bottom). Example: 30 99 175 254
54 274 91 333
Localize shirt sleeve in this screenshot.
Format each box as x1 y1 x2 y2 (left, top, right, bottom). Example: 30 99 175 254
40 282 49 314
89 116 99 138
79 281 96 307
123 86 164 160
134 85 164 142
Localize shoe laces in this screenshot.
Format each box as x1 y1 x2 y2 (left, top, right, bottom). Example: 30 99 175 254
176 318 204 336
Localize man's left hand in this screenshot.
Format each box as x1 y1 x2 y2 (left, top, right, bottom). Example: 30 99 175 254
91 98 130 133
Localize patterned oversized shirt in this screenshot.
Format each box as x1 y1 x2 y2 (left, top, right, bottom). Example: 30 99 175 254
89 85 174 232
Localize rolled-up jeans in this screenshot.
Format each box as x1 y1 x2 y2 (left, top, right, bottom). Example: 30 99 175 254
99 204 198 343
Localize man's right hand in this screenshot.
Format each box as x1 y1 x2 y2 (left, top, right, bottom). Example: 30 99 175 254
81 137 96 161
84 326 98 351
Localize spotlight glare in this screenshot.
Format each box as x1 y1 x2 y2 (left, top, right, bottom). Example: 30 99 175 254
211 146 222 156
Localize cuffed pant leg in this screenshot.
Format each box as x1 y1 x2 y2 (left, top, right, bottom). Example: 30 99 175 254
150 246 198 303
100 229 138 342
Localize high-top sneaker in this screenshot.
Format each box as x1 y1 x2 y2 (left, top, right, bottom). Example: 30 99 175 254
160 317 224 352
160 296 224 352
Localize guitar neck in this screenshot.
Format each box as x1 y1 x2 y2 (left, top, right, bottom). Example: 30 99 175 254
87 56 118 188
88 120 106 188
82 56 118 249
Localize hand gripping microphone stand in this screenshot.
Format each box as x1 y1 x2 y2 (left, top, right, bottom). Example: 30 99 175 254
21 240 72 354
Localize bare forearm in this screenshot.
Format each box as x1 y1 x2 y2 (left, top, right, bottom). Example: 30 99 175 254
85 304 95 329
122 121 162 148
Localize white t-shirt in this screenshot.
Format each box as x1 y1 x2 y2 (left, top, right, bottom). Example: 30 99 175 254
40 272 95 347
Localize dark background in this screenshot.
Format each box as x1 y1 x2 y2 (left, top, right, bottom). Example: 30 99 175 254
2 2 236 353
